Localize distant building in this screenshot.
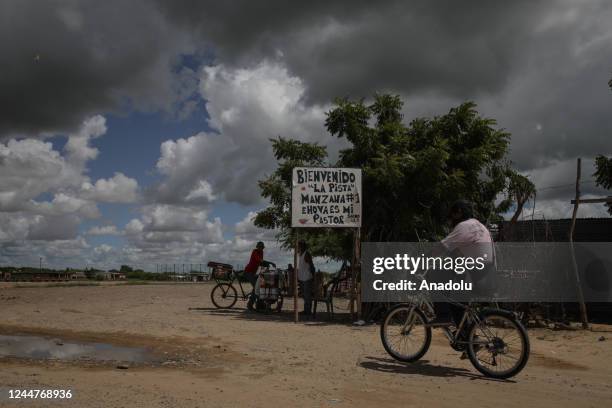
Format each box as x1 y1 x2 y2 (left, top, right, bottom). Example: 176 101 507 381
498 217 612 320
95 271 125 280
189 271 210 282
71 271 87 280
110 271 126 280
9 269 71 281
497 218 612 242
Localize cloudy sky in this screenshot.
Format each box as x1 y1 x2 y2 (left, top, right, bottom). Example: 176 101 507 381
1 0 611 270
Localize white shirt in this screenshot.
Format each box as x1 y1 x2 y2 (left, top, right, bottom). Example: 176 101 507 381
441 218 494 263
297 251 312 281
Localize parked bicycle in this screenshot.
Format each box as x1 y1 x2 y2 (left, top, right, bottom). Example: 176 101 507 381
210 263 284 313
380 294 530 379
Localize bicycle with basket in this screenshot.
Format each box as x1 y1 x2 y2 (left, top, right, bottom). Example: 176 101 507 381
209 261 285 313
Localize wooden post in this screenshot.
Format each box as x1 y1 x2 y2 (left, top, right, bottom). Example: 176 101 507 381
355 227 362 319
350 231 356 319
571 197 612 204
568 158 589 329
294 230 300 323
350 228 361 320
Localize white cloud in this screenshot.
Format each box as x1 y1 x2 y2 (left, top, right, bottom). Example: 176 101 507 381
125 219 144 235
0 115 144 269
0 115 118 215
185 180 216 203
87 225 122 236
231 211 285 261
0 236 91 269
112 207 289 271
106 60 332 269
143 205 216 232
0 138 78 211
28 193 100 219
120 205 225 261
81 172 139 203
64 115 107 168
202 62 309 130
0 213 33 242
27 215 82 241
151 59 337 206
94 244 114 255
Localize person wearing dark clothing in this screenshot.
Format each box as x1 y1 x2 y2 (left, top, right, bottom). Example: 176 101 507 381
296 240 315 316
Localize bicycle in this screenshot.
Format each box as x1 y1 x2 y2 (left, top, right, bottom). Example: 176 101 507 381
210 268 284 313
380 295 530 379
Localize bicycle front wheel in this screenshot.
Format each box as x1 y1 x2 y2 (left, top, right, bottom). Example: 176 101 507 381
211 283 238 309
380 304 431 362
467 310 530 379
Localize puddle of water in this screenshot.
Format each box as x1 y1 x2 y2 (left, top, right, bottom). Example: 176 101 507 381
0 334 162 363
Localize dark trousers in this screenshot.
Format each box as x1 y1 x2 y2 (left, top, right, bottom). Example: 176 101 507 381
245 273 257 300
299 279 313 313
434 302 465 326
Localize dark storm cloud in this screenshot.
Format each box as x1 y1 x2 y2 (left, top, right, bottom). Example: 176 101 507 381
2 0 612 269
2 0 611 194
23 214 80 241
0 0 196 138
156 0 548 102
156 0 612 174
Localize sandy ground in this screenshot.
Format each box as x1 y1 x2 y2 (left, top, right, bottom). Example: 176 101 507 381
0 282 611 408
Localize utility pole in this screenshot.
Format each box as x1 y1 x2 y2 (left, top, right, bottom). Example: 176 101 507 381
568 158 589 329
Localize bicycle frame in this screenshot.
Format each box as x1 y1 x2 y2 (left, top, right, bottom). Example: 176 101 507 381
215 271 252 301
402 290 488 347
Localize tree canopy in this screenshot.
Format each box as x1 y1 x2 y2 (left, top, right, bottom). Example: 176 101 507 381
594 155 612 215
594 75 612 214
255 94 533 260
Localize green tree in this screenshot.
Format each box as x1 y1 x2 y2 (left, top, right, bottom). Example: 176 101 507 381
254 138 353 259
327 95 519 241
119 265 133 273
256 94 533 260
502 172 537 224
594 155 612 215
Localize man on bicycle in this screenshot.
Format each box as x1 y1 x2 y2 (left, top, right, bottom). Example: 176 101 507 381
432 200 495 326
244 241 275 308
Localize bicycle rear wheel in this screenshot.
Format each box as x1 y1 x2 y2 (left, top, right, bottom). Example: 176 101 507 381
211 283 238 309
380 304 431 362
467 310 530 379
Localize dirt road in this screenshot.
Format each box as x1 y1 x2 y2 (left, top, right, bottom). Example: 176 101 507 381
0 283 610 407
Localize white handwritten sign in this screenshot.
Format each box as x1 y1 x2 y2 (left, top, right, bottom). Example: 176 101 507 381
291 167 362 228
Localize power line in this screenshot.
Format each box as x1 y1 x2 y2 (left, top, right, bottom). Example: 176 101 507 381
537 179 596 191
